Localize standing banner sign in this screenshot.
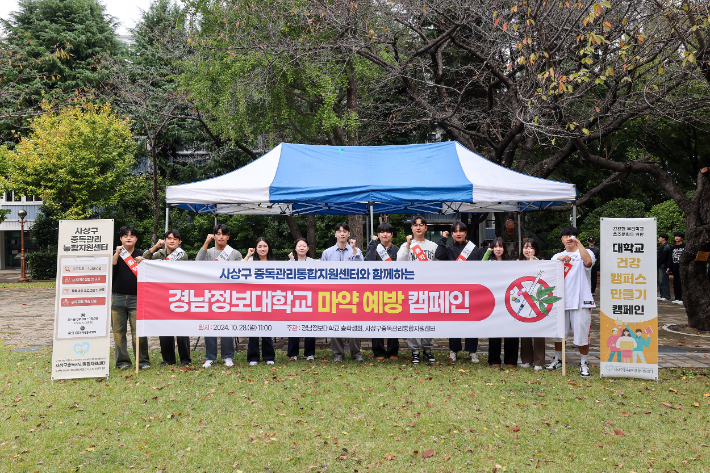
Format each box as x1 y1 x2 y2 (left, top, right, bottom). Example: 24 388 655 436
600 218 658 380
51 219 113 380
138 260 566 338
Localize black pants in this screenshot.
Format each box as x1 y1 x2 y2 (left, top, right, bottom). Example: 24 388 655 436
591 266 599 294
372 338 399 358
488 338 518 366
247 337 275 362
287 337 316 358
671 269 682 301
449 338 478 353
159 336 191 364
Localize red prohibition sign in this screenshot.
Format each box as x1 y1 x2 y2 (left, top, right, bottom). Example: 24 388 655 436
505 276 555 323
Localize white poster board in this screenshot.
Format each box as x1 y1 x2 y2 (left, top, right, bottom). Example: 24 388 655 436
51 220 113 380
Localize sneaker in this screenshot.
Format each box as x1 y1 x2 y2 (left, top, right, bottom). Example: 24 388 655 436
389 356 398 361
423 351 436 363
181 361 192 367
657 297 668 301
672 300 683 305
305 355 315 361
288 356 297 362
448 351 457 362
579 362 591 378
353 355 364 362
249 361 258 366
375 356 385 361
518 363 531 368
470 353 480 363
139 363 151 370
534 365 543 371
546 358 562 371
333 355 343 363
266 360 275 365
160 361 175 366
224 358 234 367
117 364 131 370
411 352 420 365
202 360 213 368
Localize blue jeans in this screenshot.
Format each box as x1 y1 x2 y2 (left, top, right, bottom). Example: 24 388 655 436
111 294 149 367
607 351 621 362
204 337 235 361
658 267 671 299
247 337 275 362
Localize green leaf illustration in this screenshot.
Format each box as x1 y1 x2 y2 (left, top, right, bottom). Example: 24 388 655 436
536 285 555 299
539 295 562 304
538 302 549 315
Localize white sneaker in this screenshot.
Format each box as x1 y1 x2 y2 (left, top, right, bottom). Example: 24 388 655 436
249 361 258 366
518 363 531 368
202 360 213 368
224 358 234 367
579 362 591 378
449 351 457 362
546 358 562 371
658 297 668 301
672 300 683 305
534 365 543 371
266 360 275 365
470 353 479 363
305 355 315 361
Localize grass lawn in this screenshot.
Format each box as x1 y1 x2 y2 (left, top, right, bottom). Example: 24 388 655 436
0 282 56 289
1 343 708 473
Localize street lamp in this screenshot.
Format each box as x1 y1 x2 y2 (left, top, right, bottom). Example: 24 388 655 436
18 209 29 282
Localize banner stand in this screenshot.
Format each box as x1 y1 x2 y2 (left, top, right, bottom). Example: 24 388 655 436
135 342 139 374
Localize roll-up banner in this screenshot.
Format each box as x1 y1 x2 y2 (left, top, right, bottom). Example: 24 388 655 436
600 218 658 380
51 219 114 380
138 261 566 339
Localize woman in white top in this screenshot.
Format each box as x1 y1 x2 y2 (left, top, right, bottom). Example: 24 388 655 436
244 237 276 365
287 238 316 361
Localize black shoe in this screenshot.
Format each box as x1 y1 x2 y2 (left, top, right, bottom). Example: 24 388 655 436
411 352 420 365
117 364 131 370
139 363 151 370
423 351 436 363
160 361 175 366
181 361 192 367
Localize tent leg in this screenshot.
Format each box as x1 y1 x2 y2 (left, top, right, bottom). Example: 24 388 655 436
165 206 169 232
517 213 522 255
370 203 374 238
572 204 577 228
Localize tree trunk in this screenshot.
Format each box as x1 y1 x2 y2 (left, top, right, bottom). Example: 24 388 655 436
679 180 710 330
284 215 302 240
348 215 363 252
307 215 316 258
151 146 160 245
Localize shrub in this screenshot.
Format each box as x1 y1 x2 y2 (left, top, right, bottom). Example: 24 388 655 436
26 251 58 280
646 200 685 236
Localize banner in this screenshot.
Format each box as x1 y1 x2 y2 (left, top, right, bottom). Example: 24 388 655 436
600 218 658 380
51 219 113 380
137 260 565 338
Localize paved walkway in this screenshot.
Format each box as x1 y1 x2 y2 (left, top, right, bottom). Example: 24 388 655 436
1 269 708 368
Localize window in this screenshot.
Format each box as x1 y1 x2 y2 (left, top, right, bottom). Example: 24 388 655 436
1 192 41 203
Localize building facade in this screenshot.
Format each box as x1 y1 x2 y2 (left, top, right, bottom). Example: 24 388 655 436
0 192 41 269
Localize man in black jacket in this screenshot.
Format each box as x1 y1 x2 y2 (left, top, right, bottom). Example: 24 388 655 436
585 237 600 294
667 232 685 305
657 233 672 301
365 222 400 360
435 221 486 363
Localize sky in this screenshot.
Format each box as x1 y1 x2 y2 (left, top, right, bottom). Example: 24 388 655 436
0 0 147 36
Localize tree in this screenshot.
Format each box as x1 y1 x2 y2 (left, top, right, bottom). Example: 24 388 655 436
2 102 134 219
647 200 686 236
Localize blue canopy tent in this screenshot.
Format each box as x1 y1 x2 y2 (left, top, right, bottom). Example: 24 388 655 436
166 142 576 230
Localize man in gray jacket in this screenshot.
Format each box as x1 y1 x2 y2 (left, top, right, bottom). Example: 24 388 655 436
195 224 243 367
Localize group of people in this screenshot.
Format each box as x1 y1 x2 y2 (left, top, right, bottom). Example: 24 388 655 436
111 216 596 378
657 232 685 304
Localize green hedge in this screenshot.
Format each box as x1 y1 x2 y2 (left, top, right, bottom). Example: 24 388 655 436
26 251 58 280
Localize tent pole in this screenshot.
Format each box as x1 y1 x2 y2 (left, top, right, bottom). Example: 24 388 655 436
370 203 374 237
165 206 169 232
572 204 577 227
517 213 522 254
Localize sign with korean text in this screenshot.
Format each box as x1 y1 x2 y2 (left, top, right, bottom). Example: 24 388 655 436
51 219 113 380
137 260 566 338
600 218 658 380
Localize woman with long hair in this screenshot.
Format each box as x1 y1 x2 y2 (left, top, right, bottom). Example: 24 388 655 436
486 237 519 367
244 237 276 365
287 238 316 361
518 238 546 371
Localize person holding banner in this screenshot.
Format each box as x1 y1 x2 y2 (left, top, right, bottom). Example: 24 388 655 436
434 221 482 364
196 224 242 368
486 237 519 367
546 226 595 378
111 225 150 370
287 238 316 362
397 216 437 365
321 222 364 362
143 229 192 367
518 238 546 370
245 237 277 365
365 222 400 361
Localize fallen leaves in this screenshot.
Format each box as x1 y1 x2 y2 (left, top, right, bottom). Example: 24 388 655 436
422 449 435 458
382 453 395 460
614 429 625 436
619 412 629 417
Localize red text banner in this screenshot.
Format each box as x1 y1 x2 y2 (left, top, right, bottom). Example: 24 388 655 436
137 260 566 338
